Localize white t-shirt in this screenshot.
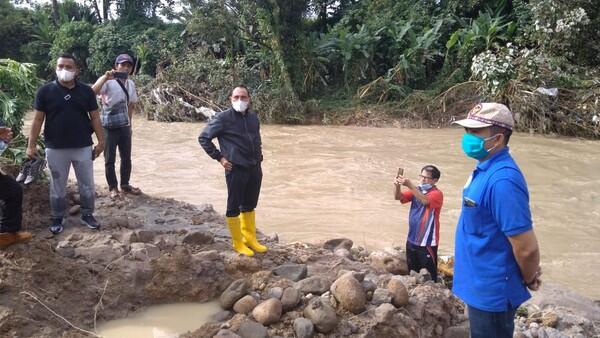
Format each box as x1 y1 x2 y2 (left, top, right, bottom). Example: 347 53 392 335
99 79 139 128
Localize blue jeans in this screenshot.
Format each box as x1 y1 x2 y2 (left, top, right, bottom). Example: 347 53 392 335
468 305 517 338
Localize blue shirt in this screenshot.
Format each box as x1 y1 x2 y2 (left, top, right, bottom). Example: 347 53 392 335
453 147 533 311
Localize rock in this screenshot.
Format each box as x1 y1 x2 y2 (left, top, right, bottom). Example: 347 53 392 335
74 243 126 264
293 317 315 338
375 303 397 323
369 251 408 275
233 295 258 315
134 230 157 243
129 243 160 261
330 274 366 314
281 287 301 311
323 238 353 251
388 278 409 307
211 310 233 322
182 230 214 245
55 241 75 258
337 270 365 282
295 276 331 295
334 248 352 259
272 263 307 282
542 312 559 328
267 287 283 299
443 325 470 338
303 298 338 333
68 205 80 215
419 268 432 282
251 298 282 325
371 288 392 305
220 279 250 309
361 279 377 293
238 321 267 338
214 329 242 338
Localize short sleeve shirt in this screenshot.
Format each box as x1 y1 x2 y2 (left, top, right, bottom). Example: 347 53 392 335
98 79 138 129
33 81 98 149
452 147 533 311
401 187 443 246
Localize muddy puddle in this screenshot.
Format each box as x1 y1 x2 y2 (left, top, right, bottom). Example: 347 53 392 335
97 302 221 338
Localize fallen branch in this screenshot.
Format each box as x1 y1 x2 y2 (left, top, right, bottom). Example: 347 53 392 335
20 291 101 337
94 279 110 333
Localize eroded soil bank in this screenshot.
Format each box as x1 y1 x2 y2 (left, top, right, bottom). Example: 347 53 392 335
0 179 598 338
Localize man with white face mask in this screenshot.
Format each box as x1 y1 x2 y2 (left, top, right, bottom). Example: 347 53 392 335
452 103 541 338
198 86 267 256
27 53 105 234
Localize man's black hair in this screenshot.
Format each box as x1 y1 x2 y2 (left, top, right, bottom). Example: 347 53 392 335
231 85 250 97
57 53 79 68
422 165 441 180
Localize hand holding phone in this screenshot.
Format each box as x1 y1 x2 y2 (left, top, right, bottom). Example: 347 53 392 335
113 71 129 79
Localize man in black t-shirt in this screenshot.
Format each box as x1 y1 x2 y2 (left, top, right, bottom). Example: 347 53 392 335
27 54 105 234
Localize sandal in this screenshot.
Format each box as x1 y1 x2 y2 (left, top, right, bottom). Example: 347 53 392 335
121 185 142 195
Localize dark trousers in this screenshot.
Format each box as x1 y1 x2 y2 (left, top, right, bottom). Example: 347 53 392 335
0 174 22 233
406 241 438 282
468 305 517 338
103 126 132 190
225 164 262 217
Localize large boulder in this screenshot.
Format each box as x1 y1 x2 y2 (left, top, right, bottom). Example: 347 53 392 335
369 251 408 275
388 278 409 307
220 279 250 309
238 320 268 338
303 298 338 333
251 298 282 325
233 295 258 314
272 263 308 282
323 238 353 251
281 287 301 311
330 274 366 314
295 276 331 295
294 317 315 338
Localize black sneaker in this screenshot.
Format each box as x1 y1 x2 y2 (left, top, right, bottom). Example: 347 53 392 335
49 218 64 234
81 214 100 230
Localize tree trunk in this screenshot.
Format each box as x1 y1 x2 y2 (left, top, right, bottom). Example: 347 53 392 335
102 0 110 21
88 0 103 22
257 0 300 104
51 0 59 26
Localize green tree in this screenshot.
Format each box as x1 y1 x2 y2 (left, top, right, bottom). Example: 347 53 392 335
49 21 95 80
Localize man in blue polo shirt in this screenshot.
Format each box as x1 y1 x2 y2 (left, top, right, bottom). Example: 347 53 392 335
27 53 105 234
452 103 542 338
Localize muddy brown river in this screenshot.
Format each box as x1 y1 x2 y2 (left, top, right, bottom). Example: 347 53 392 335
86 117 599 300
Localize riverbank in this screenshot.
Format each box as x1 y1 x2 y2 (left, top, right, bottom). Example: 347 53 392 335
0 177 598 337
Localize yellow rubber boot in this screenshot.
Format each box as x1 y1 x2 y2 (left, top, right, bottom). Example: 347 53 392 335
226 216 254 256
240 211 268 253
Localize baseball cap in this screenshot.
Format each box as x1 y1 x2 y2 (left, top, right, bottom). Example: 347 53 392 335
452 103 514 130
115 54 134 65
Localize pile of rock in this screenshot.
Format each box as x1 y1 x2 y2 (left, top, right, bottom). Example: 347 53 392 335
188 238 465 338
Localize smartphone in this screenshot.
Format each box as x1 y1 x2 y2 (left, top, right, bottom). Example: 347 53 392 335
113 71 128 79
397 167 404 178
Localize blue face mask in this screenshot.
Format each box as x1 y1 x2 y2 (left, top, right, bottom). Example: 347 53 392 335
461 133 498 160
418 183 433 192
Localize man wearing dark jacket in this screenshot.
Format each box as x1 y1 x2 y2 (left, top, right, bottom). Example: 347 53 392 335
198 86 267 256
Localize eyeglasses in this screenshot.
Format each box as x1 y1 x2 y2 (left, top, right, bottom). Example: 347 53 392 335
419 175 434 180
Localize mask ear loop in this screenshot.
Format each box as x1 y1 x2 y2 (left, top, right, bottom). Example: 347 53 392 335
484 133 502 153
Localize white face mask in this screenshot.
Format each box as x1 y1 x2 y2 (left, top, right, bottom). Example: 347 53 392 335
232 100 249 112
56 69 76 82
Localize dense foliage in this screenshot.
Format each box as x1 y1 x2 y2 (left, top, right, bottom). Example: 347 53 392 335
0 0 598 137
